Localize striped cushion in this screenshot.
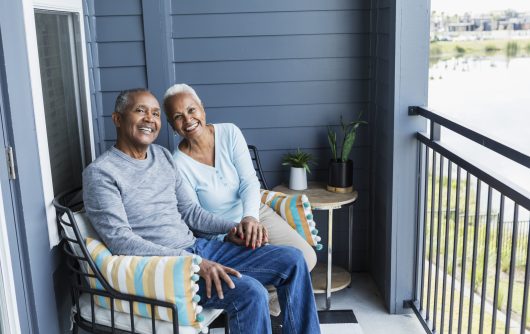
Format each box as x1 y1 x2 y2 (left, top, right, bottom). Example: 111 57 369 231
260 190 322 250
85 238 205 330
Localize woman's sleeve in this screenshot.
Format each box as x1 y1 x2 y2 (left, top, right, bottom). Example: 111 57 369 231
174 162 237 234
230 125 261 219
175 166 228 240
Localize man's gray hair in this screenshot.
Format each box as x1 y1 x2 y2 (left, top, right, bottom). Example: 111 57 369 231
163 83 202 106
114 88 151 114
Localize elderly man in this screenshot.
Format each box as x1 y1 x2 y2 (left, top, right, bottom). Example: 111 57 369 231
83 88 320 334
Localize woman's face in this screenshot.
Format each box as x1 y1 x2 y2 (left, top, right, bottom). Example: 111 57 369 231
165 93 207 140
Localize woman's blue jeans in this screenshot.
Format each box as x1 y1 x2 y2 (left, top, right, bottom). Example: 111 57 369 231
187 238 320 334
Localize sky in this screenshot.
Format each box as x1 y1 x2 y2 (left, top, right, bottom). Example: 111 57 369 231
431 0 530 14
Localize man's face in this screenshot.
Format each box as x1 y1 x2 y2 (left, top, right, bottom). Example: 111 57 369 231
113 91 161 148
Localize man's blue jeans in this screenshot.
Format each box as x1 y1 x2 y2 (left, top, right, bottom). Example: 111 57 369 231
187 238 320 334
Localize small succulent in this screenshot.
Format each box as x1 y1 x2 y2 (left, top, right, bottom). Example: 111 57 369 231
282 148 314 174
327 114 367 162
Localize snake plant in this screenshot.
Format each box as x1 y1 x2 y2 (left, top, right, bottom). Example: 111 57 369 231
327 115 367 162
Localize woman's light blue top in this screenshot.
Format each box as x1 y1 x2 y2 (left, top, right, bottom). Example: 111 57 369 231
173 123 261 223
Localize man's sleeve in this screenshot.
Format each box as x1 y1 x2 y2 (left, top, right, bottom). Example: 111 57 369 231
83 167 191 256
174 164 237 234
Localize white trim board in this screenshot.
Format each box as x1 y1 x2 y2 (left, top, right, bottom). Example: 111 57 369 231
22 0 96 247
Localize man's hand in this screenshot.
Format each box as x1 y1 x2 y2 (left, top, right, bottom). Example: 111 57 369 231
198 259 241 299
225 227 246 246
236 216 268 249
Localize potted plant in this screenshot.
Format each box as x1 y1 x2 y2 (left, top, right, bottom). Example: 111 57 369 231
282 148 314 190
327 115 367 193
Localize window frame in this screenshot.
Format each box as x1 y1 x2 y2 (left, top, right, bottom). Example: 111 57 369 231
23 0 95 247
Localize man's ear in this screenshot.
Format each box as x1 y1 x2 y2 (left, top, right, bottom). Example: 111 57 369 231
112 112 121 128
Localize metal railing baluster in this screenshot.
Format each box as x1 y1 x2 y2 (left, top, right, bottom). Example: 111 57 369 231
479 186 493 334
440 162 452 334
426 152 437 321
468 179 482 334
491 195 505 333
521 209 530 334
433 156 445 332
506 205 520 334
458 172 471 334
420 145 430 312
448 166 461 334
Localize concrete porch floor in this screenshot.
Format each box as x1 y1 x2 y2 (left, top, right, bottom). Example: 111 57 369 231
314 273 426 334
77 272 426 334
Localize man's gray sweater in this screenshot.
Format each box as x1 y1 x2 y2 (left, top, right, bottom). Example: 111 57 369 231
83 144 236 256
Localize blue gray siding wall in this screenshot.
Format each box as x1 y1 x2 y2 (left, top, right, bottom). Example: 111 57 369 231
89 0 148 153
390 0 429 313
370 0 396 310
369 0 430 313
89 0 373 271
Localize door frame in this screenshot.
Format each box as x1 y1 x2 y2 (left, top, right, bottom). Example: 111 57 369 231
23 0 96 247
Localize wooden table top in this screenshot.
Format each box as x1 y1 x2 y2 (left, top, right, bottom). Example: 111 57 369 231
272 182 358 210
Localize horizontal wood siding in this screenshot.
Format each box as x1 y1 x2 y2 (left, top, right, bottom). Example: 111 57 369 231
170 0 371 270
171 11 369 37
171 0 369 13
89 0 373 271
172 35 369 61
91 0 147 149
173 58 370 84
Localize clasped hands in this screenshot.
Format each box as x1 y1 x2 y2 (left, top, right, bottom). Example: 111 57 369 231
226 216 268 249
198 216 268 299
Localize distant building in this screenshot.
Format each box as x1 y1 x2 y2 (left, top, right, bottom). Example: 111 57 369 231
431 9 530 38
447 22 475 32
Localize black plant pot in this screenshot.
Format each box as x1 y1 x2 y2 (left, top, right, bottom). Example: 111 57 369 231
327 159 353 193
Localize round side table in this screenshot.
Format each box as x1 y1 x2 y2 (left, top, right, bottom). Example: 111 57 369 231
272 181 358 310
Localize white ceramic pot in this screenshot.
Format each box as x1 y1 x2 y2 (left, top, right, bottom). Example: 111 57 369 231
289 167 307 190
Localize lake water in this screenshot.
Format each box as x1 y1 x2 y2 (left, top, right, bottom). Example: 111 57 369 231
428 56 530 217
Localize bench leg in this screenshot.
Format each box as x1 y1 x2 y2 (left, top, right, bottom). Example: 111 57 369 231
224 312 230 334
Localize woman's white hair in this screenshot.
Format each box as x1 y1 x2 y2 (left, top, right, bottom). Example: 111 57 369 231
163 83 202 105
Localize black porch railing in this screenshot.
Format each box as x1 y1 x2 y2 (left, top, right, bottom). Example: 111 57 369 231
408 106 530 334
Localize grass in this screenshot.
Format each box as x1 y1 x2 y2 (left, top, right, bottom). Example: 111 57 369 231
485 44 501 53
421 261 518 333
430 38 530 60
421 220 529 333
420 166 530 332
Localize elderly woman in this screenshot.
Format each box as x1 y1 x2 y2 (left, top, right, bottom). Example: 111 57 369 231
163 83 317 271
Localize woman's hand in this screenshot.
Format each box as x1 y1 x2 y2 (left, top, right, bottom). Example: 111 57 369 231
236 216 268 249
198 259 241 299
